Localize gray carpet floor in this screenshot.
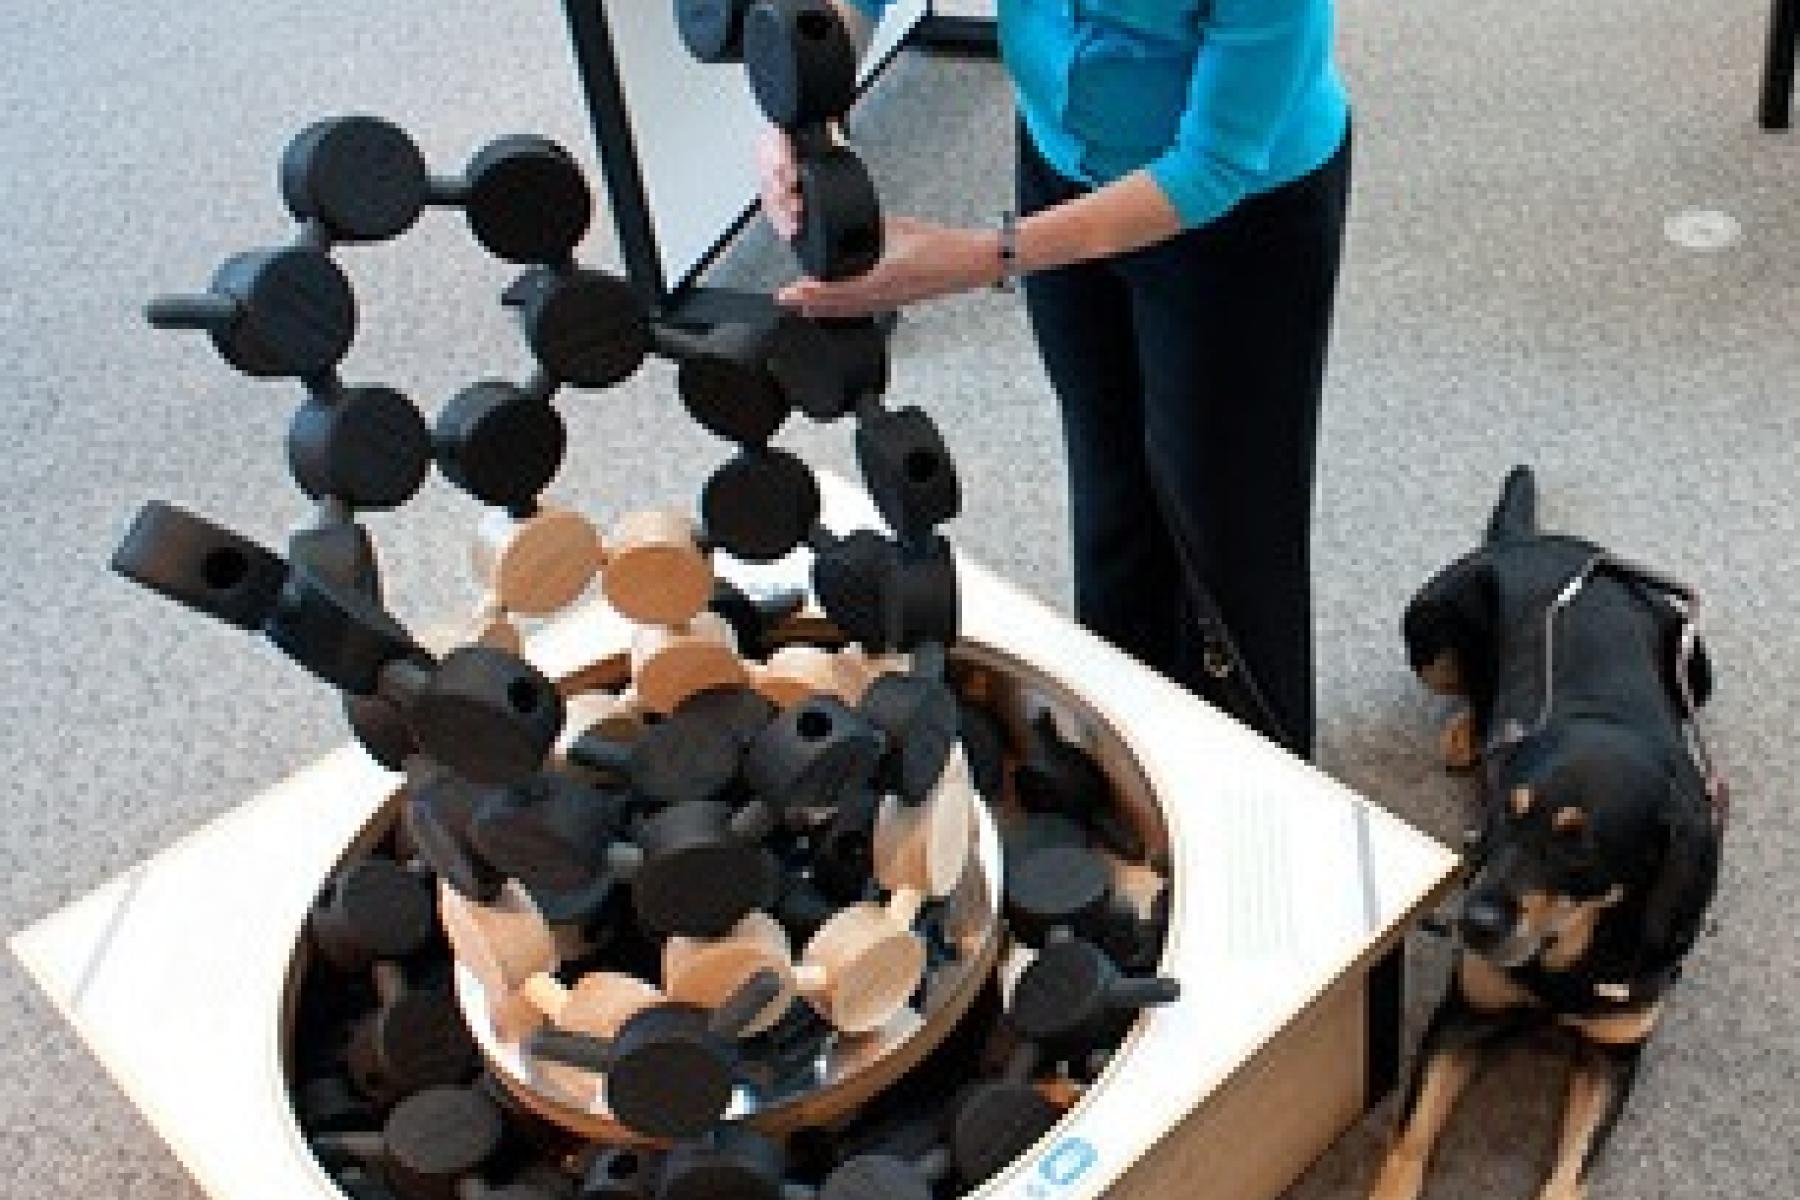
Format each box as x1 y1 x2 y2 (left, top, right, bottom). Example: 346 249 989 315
2 1 1795 1197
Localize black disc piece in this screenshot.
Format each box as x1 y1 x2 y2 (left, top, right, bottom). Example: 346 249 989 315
676 0 756 62
956 697 1008 801
295 1076 374 1135
208 247 358 378
111 501 290 632
889 537 959 649
265 568 421 695
463 136 593 265
1012 712 1142 858
281 116 428 243
675 322 792 447
382 1087 504 1195
1001 813 1089 862
581 1146 653 1200
820 1156 931 1200
288 386 432 510
1009 936 1178 1057
742 695 885 810
701 449 820 563
405 782 506 904
768 314 890 422
311 856 436 969
793 148 883 282
658 1127 787 1200
674 684 778 750
810 529 901 650
705 581 806 663
773 874 837 944
291 522 381 600
468 775 623 892
742 0 858 128
860 671 959 802
508 267 651 388
948 1081 1060 1188
410 647 565 787
631 801 782 938
433 381 566 510
604 1006 737 1141
855 406 960 542
350 989 480 1102
809 786 878 903
625 708 743 803
1003 845 1112 949
344 693 416 770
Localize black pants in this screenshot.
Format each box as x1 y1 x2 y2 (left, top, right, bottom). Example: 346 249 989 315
1017 125 1352 757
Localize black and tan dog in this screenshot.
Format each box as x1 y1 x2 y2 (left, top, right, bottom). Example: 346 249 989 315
1369 466 1725 1200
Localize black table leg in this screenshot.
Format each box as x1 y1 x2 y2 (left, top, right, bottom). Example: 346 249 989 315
1365 946 1406 1106
1761 0 1798 130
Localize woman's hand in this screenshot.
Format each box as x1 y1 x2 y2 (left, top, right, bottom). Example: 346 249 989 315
776 217 1000 319
756 125 803 240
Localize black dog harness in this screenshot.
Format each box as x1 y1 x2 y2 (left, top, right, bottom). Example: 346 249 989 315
1480 549 1729 830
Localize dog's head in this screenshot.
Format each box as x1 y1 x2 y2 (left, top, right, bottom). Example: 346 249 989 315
1458 722 1716 976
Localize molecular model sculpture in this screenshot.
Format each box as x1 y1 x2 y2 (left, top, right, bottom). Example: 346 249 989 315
110 4 1178 1199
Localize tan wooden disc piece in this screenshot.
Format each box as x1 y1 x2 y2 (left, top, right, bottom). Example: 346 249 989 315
631 611 747 715
832 647 911 704
798 889 926 1034
830 1006 925 1076
872 750 977 901
1036 1076 1086 1111
662 911 796 1036
417 596 523 659
602 510 713 626
520 972 662 1107
438 880 557 1041
473 506 606 617
1107 855 1168 922
752 645 847 709
556 690 646 757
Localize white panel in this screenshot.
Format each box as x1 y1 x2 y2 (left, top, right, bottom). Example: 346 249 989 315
605 0 927 290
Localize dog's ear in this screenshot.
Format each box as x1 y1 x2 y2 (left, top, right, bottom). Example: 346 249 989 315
1401 550 1498 699
1639 781 1720 973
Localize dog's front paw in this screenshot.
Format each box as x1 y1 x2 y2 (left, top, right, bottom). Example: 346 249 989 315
1441 710 1478 772
1367 1147 1427 1200
1534 1178 1586 1200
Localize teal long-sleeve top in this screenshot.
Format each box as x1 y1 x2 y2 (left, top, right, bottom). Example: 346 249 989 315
843 0 1349 230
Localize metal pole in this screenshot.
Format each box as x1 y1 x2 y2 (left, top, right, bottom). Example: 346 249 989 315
1760 0 1797 130
561 0 671 309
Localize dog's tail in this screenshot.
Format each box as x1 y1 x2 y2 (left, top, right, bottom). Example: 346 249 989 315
1486 465 1537 543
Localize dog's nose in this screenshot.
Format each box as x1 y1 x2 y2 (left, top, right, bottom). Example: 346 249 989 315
1458 894 1517 951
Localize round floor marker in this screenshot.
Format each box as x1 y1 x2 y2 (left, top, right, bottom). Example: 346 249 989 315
1663 208 1742 252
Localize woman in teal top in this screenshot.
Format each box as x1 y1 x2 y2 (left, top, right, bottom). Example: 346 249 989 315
769 0 1352 755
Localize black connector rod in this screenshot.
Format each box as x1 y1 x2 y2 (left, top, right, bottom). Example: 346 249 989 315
145 293 236 330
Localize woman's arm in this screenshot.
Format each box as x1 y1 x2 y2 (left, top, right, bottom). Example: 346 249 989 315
778 0 1330 316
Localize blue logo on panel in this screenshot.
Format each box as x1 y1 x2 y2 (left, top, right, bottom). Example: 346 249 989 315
1040 1138 1098 1188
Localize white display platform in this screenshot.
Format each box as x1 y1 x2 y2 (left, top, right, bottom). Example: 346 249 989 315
11 471 1458 1200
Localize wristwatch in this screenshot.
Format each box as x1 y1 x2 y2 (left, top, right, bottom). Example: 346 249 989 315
992 209 1021 293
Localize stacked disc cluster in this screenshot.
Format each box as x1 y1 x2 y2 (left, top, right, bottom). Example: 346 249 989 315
112 5 1182 1198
